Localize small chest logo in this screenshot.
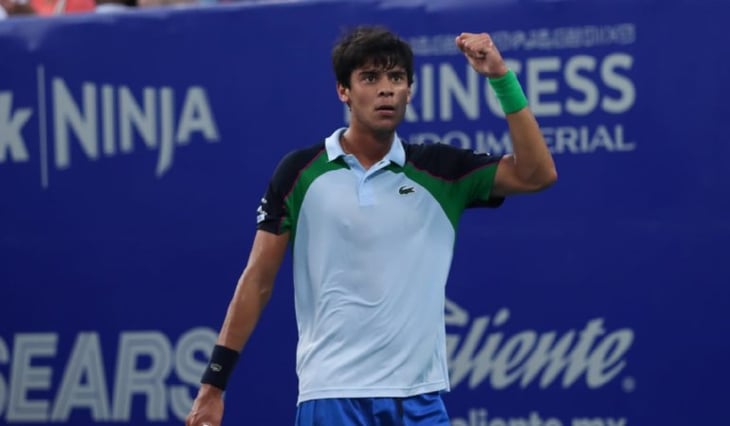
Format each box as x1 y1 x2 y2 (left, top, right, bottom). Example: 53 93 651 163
398 185 415 195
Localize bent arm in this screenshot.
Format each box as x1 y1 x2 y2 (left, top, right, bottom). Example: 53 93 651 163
455 32 557 197
492 107 557 197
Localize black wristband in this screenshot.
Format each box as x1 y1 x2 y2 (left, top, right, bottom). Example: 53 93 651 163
201 345 240 391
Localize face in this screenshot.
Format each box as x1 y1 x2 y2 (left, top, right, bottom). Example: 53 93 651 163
337 63 411 136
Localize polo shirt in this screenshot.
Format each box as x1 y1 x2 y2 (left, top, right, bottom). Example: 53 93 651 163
257 128 502 403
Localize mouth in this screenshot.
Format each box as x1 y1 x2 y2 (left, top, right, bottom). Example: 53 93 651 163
375 105 396 116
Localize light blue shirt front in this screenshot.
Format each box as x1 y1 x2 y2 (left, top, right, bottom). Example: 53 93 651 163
293 128 454 403
325 128 406 206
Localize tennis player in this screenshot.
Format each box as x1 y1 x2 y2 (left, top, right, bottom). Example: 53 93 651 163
186 26 557 426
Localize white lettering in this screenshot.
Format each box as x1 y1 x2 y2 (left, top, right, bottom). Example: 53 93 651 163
565 56 599 115
491 331 536 388
406 53 635 123
527 58 562 116
488 23 636 53
49 78 220 179
587 330 633 386
420 64 435 121
446 302 634 390
451 408 564 426
158 87 175 176
544 125 636 153
0 329 217 422
408 125 634 155
53 79 98 169
475 131 512 155
601 53 635 113
440 64 480 120
176 87 220 145
169 328 217 420
112 332 172 421
409 26 635 57
50 333 110 421
119 86 157 153
0 92 33 163
8 333 57 422
101 85 116 156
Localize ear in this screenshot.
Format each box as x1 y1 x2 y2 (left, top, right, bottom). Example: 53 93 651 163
406 86 412 104
337 82 350 104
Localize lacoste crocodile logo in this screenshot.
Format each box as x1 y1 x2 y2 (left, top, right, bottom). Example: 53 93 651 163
398 185 415 195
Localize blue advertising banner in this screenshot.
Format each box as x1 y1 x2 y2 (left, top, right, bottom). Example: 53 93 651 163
1 0 729 425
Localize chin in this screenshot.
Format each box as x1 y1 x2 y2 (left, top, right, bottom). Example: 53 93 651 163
372 125 398 136
373 119 402 132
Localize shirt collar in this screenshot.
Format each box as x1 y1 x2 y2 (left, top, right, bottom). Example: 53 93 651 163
324 127 406 167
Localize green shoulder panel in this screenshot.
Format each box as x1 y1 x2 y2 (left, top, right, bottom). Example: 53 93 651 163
397 143 501 230
284 153 348 242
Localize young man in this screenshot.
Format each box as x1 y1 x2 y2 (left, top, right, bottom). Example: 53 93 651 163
186 26 557 426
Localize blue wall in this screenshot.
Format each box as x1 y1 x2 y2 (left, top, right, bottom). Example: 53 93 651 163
1 0 729 424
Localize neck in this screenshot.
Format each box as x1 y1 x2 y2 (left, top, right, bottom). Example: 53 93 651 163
341 127 394 169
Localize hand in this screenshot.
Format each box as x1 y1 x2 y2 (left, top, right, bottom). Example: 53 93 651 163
455 32 509 79
185 385 224 426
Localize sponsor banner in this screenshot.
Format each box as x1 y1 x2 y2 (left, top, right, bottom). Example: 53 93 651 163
1 0 728 425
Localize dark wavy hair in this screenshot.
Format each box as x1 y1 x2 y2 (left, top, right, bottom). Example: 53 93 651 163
332 26 414 89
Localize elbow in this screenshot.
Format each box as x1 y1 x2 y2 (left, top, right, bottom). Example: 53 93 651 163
533 168 558 192
546 168 558 187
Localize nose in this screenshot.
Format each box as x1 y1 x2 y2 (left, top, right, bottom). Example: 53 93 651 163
378 86 395 96
378 83 394 97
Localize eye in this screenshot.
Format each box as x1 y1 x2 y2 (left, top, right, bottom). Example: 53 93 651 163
390 72 406 83
362 73 377 83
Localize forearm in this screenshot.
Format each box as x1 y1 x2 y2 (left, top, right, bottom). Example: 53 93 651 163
217 267 275 351
193 270 271 400
505 107 557 187
455 32 556 190
213 230 288 354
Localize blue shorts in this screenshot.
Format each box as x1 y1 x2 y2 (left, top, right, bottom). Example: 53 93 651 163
295 392 450 426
